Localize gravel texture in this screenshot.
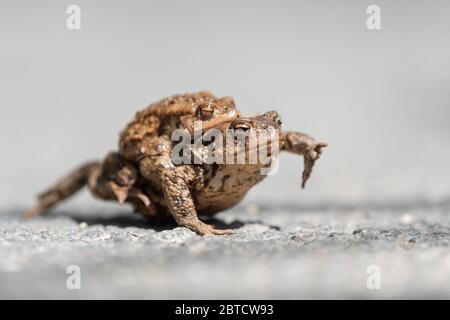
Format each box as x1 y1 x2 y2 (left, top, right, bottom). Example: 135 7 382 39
2 0 450 301
1 200 450 299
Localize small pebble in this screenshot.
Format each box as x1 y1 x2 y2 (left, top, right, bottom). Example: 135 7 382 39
79 222 88 229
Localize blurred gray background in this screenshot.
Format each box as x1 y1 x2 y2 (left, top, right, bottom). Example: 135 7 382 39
1 0 450 299
1 0 450 206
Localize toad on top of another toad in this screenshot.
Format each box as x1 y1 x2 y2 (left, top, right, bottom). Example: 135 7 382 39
25 92 327 235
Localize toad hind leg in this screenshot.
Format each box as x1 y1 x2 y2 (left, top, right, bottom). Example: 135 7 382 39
159 165 233 236
24 162 100 218
281 132 327 189
86 153 158 217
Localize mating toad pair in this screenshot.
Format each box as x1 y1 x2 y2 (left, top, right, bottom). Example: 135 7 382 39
26 92 327 235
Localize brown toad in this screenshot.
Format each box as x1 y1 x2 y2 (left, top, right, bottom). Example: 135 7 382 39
25 93 327 235
25 92 240 219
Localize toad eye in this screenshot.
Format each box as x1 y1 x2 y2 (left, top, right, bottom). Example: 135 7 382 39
233 122 251 131
197 103 215 119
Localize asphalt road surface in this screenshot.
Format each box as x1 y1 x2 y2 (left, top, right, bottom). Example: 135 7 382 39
1 199 450 299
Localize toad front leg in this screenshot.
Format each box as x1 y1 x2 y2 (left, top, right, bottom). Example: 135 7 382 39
140 157 233 236
162 168 233 235
281 132 327 188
